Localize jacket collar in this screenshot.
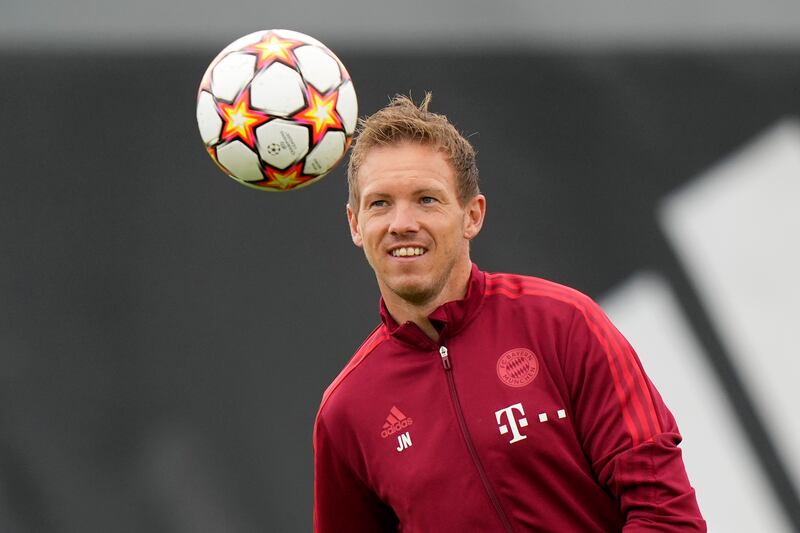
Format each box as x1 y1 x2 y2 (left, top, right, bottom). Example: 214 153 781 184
378 263 486 347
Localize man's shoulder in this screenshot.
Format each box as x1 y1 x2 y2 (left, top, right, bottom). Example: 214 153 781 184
483 270 592 309
481 269 621 346
316 325 390 420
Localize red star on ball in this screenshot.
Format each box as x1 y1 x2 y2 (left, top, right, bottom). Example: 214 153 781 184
217 89 270 149
293 86 344 145
259 162 314 190
245 32 304 69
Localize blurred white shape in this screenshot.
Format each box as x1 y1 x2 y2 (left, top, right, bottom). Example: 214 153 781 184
250 62 306 117
256 119 310 170
336 80 358 135
211 53 256 103
216 140 263 182
660 119 800 492
196 91 222 145
304 131 346 176
294 45 342 94
602 272 791 533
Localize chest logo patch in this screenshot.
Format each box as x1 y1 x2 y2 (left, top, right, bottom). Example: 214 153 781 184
497 348 539 387
381 406 413 439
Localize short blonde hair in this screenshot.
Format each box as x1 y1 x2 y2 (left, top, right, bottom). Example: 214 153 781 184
347 93 479 211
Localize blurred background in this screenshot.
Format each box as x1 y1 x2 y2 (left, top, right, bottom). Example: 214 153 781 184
2 1 799 531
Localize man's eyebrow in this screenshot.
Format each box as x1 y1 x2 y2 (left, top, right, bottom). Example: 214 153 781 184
361 191 390 200
361 185 446 201
414 187 444 194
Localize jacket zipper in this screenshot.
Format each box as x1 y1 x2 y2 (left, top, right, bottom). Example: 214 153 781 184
439 346 515 533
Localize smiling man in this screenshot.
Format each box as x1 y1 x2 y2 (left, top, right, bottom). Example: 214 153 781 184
346 140 484 340
313 95 705 532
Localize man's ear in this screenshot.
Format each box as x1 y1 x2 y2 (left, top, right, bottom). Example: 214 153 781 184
346 204 363 247
463 194 486 240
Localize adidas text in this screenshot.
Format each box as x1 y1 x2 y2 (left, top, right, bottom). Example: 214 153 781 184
381 417 413 438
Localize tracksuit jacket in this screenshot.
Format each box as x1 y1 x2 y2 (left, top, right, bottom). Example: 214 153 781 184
314 264 705 532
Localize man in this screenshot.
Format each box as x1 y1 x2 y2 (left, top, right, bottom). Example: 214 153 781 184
314 94 705 532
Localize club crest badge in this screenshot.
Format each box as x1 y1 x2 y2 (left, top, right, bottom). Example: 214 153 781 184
496 348 539 388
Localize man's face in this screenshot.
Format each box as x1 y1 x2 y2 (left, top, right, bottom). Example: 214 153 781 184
347 142 485 307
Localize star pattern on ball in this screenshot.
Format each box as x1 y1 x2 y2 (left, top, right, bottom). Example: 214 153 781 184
260 162 312 190
246 32 304 69
217 89 270 149
293 86 343 145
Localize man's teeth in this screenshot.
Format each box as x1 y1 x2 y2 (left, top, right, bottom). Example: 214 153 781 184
391 247 426 257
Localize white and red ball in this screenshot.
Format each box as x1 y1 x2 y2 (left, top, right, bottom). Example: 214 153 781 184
196 30 357 191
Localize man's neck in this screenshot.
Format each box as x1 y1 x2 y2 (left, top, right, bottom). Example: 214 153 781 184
382 260 472 341
385 298 442 341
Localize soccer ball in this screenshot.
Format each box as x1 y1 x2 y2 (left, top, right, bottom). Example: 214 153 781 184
196 29 358 191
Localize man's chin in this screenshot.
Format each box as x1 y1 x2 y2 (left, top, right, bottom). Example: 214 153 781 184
388 280 437 307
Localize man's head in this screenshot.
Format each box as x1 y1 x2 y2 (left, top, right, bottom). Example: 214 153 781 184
347 93 480 215
346 94 486 311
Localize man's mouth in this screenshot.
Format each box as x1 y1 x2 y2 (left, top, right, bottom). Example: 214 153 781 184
389 246 427 257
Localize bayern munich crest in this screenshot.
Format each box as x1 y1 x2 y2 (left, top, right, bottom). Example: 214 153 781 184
496 348 539 388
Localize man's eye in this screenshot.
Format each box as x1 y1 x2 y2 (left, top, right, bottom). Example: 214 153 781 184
420 196 437 204
370 200 388 208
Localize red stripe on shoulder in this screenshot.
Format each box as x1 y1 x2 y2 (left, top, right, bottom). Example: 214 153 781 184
485 272 581 298
484 275 662 445
318 325 389 417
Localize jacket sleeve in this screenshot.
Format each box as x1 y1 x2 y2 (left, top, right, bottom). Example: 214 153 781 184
313 413 398 532
562 295 706 532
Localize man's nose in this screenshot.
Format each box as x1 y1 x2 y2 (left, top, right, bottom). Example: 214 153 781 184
388 202 419 235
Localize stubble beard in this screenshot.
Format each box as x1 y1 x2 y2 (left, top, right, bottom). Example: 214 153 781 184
389 277 443 307
384 253 460 308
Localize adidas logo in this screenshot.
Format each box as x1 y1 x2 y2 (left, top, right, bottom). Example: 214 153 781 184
380 406 413 439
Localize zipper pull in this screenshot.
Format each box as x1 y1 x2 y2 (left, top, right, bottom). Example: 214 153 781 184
439 346 451 370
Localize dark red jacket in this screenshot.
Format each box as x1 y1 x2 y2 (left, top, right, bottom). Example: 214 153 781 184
314 265 705 532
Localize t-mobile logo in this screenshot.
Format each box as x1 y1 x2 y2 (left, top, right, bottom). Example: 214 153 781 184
495 403 529 444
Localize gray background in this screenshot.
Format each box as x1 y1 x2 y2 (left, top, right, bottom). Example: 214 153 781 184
2 3 800 531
